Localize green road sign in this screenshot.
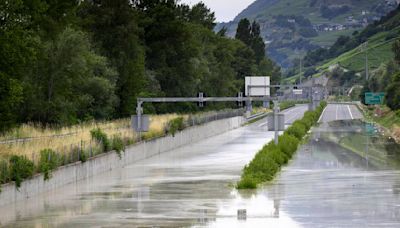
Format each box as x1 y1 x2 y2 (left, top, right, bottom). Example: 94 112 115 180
365 123 376 136
365 92 385 105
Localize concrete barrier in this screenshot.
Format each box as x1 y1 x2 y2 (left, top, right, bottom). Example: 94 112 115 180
0 116 245 206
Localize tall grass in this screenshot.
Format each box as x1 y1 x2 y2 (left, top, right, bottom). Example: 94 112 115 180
0 114 181 163
0 110 240 189
237 101 327 189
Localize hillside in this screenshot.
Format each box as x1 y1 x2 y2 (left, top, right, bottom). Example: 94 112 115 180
317 5 400 73
216 0 399 68
283 5 400 88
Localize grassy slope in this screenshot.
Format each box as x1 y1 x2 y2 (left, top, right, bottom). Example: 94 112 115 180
318 27 399 72
315 10 400 74
238 0 383 47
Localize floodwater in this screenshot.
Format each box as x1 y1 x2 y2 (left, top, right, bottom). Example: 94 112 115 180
2 118 400 227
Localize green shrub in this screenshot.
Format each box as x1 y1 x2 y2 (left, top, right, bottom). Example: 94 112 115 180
278 133 299 157
9 155 35 188
237 102 327 189
0 160 10 185
38 149 60 181
79 150 87 162
237 175 257 189
112 136 125 159
90 128 111 152
244 153 280 182
166 117 186 137
287 121 307 139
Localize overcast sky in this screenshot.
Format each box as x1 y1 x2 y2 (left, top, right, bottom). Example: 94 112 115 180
180 0 255 22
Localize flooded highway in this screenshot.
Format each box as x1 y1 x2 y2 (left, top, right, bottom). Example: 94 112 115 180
2 104 400 227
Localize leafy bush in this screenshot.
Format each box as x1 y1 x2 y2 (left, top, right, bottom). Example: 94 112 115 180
0 160 10 185
287 121 307 139
278 133 299 157
112 136 125 159
38 149 60 181
79 150 87 162
166 117 186 137
236 175 257 189
237 102 327 189
90 128 111 152
9 155 35 188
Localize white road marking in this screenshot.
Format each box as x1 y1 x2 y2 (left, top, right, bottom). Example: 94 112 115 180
258 121 268 127
318 105 328 123
347 105 354 120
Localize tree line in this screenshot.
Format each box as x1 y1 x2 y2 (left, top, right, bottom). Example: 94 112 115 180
0 0 280 132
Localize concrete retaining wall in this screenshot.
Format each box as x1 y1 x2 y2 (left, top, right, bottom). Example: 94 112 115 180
0 116 245 206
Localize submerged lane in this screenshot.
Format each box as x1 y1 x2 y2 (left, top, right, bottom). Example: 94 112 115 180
258 119 400 228
0 106 308 227
4 104 392 228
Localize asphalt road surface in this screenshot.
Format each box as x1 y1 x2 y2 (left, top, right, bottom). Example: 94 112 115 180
257 104 310 128
318 104 363 123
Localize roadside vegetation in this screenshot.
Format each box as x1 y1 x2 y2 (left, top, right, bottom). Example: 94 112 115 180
237 101 327 189
0 114 181 162
360 105 400 143
0 109 243 190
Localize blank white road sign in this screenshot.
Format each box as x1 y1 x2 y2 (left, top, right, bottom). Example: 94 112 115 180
293 89 303 95
245 76 270 97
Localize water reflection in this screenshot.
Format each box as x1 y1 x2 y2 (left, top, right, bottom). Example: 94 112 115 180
260 120 400 227
2 120 400 227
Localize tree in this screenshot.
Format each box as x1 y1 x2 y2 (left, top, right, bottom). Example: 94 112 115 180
250 21 266 63
0 73 23 132
217 27 227 37
236 18 252 46
24 27 118 124
187 3 216 30
386 72 400 110
394 39 400 65
79 0 146 117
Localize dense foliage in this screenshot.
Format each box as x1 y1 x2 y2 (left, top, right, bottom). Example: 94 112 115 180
237 101 327 189
0 0 280 132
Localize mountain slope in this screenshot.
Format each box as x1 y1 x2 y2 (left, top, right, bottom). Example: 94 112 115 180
283 6 400 86
216 0 399 68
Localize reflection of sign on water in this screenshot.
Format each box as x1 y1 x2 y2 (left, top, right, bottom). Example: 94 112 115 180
197 209 216 224
365 92 385 105
237 209 247 220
